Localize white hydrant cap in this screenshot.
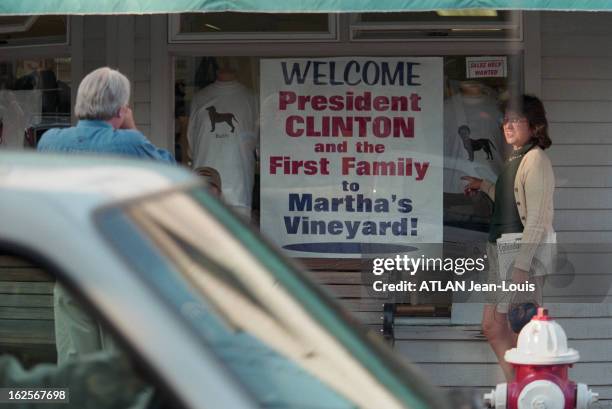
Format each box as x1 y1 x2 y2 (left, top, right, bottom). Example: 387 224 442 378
505 308 580 365
518 380 565 409
576 383 599 409
483 383 507 409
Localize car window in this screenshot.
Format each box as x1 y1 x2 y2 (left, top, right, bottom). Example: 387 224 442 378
96 187 448 409
0 251 163 409
0 254 56 366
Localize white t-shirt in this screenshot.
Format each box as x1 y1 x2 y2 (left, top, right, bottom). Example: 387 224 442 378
187 81 257 211
444 94 506 193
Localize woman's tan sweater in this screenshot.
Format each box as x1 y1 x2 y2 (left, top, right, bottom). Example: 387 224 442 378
480 146 555 271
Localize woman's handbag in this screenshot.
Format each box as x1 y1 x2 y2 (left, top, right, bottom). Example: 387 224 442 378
508 302 539 333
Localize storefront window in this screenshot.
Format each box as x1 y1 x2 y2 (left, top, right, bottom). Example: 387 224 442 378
0 14 70 150
0 58 72 149
443 55 521 234
170 13 336 42
174 52 521 257
351 10 521 40
0 16 68 47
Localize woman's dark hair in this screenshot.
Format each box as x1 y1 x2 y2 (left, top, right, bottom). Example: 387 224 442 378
504 94 552 150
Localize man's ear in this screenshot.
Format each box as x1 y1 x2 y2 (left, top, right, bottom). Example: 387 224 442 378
110 106 126 129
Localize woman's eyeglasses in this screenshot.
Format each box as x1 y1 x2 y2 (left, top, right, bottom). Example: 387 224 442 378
503 117 528 125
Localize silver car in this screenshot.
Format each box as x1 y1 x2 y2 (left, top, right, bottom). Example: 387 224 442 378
0 152 449 409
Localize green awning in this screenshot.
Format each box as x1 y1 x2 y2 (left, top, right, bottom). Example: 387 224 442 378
2 0 612 15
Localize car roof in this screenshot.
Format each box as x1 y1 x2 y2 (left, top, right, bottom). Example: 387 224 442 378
0 151 197 203
0 151 199 240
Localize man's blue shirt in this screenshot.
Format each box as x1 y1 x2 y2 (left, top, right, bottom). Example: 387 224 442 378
37 120 175 164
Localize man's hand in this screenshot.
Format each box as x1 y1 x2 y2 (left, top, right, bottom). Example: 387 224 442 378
120 106 137 130
511 268 529 283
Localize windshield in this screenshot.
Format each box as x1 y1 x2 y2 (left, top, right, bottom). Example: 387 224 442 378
96 186 447 409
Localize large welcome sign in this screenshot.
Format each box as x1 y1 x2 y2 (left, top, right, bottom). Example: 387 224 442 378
260 57 443 258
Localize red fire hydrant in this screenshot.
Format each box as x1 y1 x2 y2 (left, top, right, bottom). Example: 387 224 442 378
484 308 598 409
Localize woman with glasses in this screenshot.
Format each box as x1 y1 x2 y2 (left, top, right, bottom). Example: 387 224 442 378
461 94 554 380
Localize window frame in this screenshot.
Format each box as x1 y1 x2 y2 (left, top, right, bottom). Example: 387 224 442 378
0 15 75 137
0 15 70 49
349 10 523 42
0 233 238 409
168 13 339 43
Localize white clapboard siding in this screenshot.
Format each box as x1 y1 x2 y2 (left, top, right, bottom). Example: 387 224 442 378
543 279 612 298
83 15 106 40
450 303 612 321
82 16 106 73
83 58 105 77
549 145 612 166
555 210 612 230
542 57 612 80
134 38 150 61
418 362 612 387
555 167 612 188
546 303 612 317
398 339 612 363
542 11 612 35
133 15 152 132
134 81 151 104
558 231 612 244
134 60 151 82
554 251 612 273
543 79 612 101
396 318 612 341
81 16 152 132
135 14 149 40
550 123 612 145
542 34 612 58
134 102 151 126
555 188 612 209
546 101 612 123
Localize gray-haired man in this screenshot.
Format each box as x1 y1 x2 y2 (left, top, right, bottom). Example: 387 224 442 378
37 67 174 364
38 66 174 162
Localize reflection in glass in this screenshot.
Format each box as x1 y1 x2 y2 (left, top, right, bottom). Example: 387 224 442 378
179 13 330 34
0 16 67 46
0 58 71 149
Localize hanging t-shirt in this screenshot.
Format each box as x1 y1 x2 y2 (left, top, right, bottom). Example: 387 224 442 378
187 80 257 215
444 93 505 193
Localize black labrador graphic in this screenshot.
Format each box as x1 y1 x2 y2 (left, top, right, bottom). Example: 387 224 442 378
458 125 496 161
206 106 238 133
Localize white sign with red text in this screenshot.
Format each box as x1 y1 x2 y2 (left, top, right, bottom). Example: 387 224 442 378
260 57 443 258
466 56 507 78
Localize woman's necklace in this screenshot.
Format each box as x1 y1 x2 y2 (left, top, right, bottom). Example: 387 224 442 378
508 150 524 162
508 144 533 162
